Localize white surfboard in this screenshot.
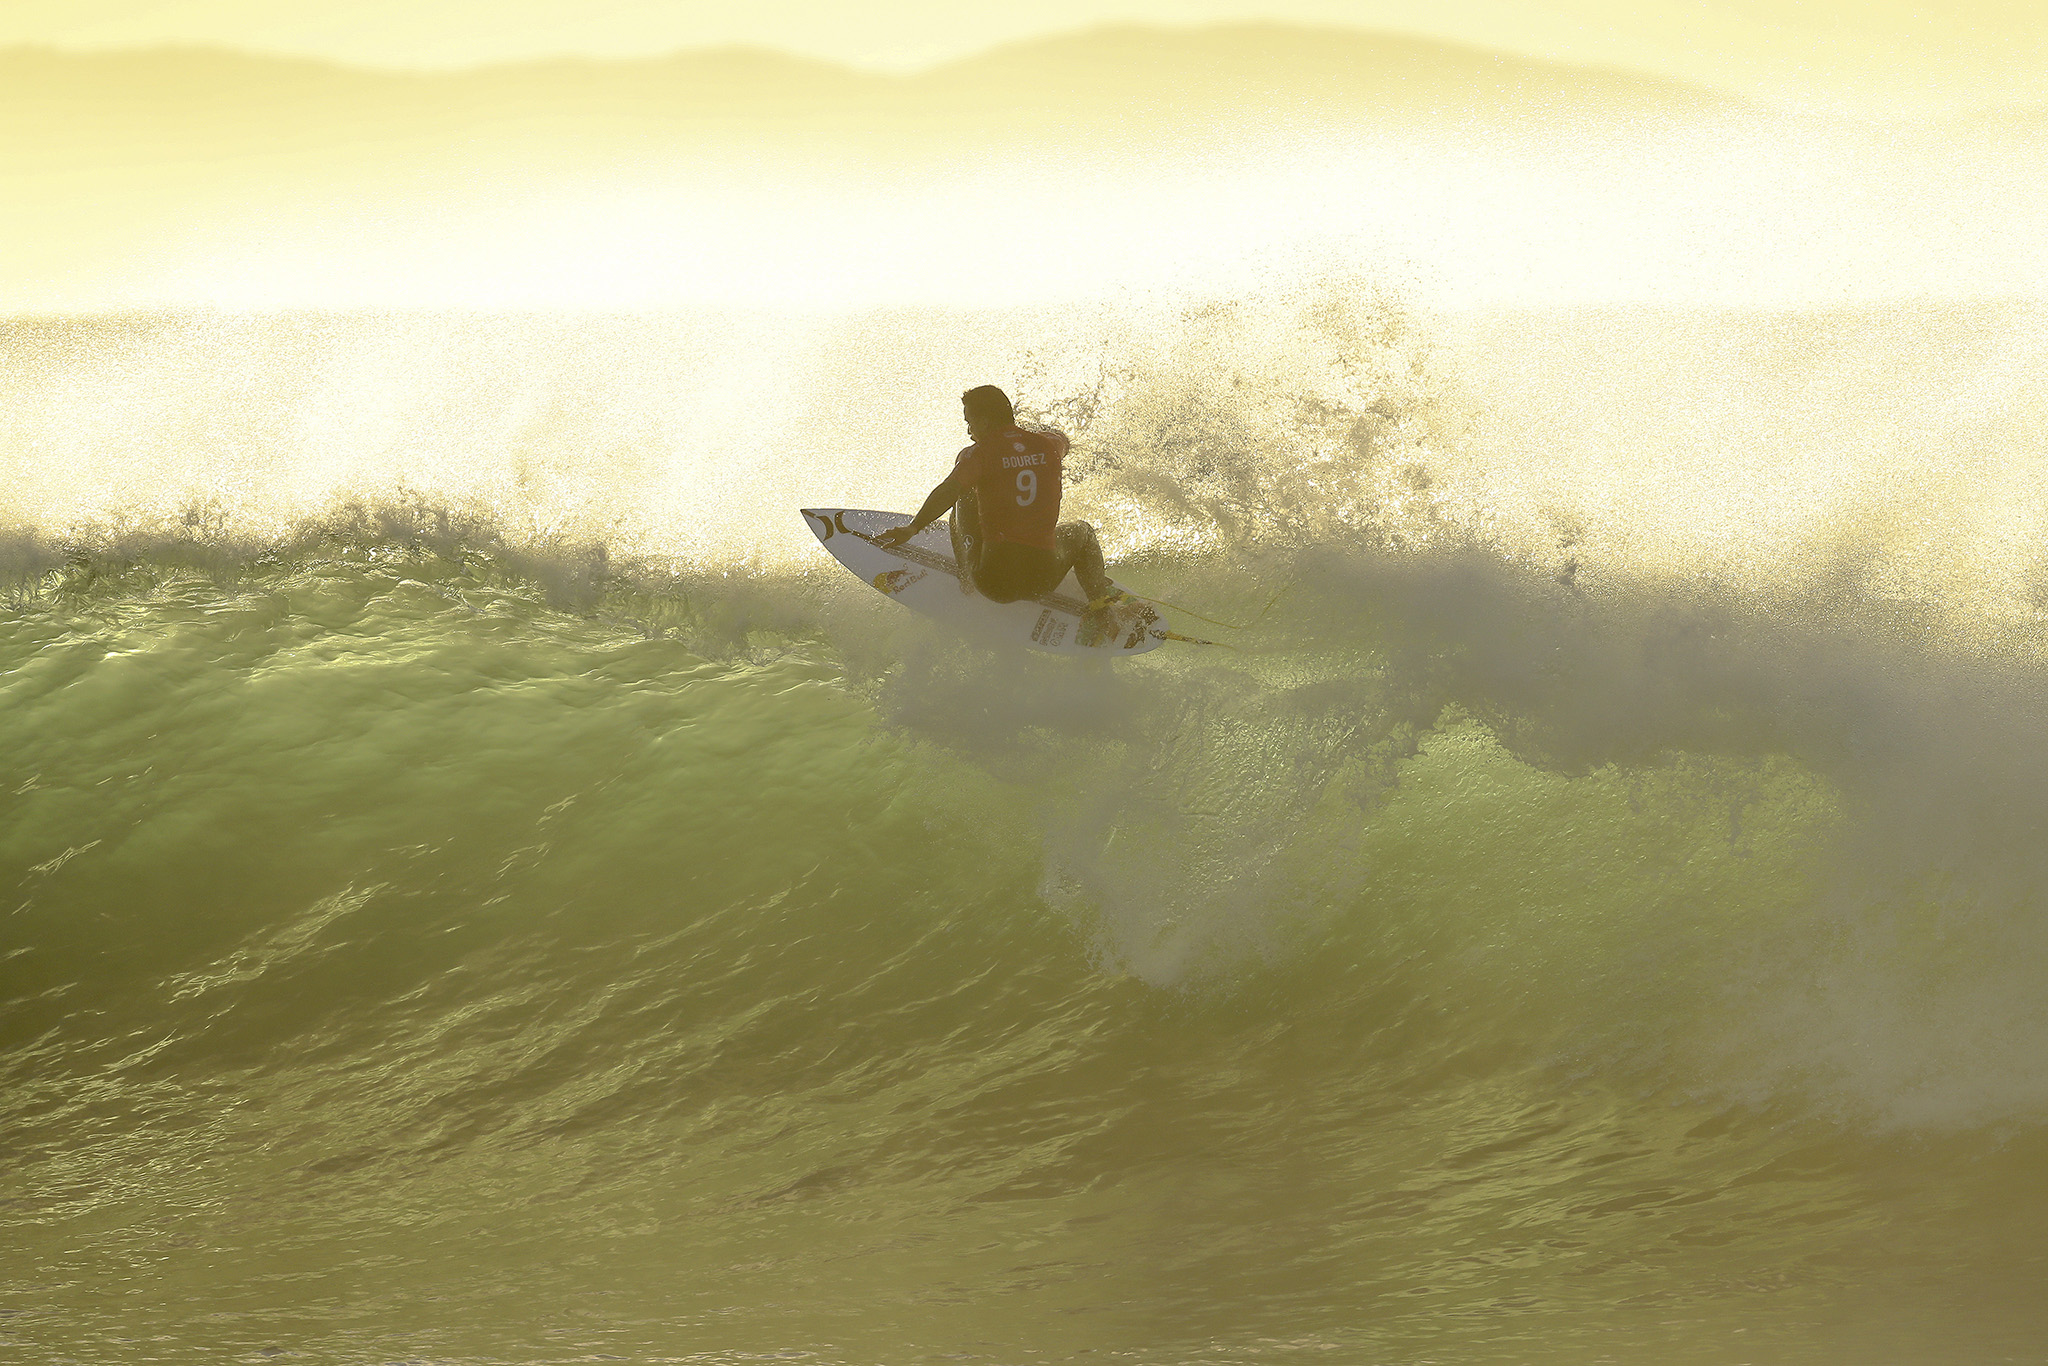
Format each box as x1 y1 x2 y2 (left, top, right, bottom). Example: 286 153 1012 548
800 508 1169 656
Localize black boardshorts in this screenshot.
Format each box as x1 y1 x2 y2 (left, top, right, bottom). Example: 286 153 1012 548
973 541 1063 604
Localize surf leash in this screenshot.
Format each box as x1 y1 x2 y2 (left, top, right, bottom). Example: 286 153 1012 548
1130 578 1293 635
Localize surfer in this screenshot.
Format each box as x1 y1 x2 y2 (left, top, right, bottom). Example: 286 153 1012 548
874 386 1124 613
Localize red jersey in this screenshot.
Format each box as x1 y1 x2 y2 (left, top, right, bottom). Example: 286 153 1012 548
953 426 1067 552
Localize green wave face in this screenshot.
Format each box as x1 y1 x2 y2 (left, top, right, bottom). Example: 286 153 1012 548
5 303 2048 1363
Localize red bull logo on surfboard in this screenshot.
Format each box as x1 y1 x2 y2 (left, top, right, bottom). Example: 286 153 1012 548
872 568 925 595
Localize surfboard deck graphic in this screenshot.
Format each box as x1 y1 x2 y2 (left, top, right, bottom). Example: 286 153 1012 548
800 508 1168 656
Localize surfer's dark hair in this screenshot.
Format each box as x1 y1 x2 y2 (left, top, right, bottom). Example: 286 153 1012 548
961 385 1015 429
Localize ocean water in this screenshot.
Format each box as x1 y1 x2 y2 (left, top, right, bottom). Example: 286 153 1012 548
4 291 2048 1364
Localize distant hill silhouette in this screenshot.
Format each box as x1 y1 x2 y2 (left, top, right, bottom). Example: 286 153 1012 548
2 25 2039 311
0 24 1758 174
925 25 1745 125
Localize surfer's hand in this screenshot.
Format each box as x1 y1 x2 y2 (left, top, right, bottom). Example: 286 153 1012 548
875 525 915 548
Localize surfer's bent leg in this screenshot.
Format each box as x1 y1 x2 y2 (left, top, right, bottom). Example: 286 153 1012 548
1054 522 1114 602
950 489 982 595
974 543 1063 604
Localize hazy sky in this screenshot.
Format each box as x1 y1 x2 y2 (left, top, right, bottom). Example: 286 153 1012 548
5 0 2045 108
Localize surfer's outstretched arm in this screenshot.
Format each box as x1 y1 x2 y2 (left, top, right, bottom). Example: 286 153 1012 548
875 474 964 549
948 490 982 594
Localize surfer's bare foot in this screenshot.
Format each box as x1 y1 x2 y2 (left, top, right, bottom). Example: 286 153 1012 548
1078 588 1139 646
1081 589 1134 631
